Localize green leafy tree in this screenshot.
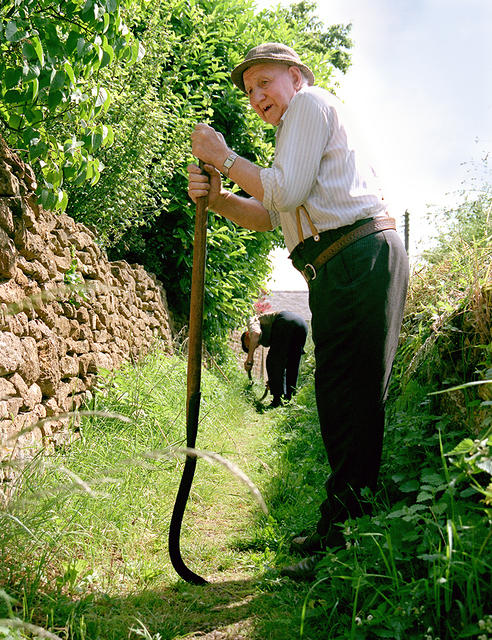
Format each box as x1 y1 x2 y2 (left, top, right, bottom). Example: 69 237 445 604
0 0 142 211
63 0 353 352
264 1 353 76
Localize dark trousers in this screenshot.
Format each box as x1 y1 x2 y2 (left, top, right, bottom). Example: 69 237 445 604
291 224 409 539
266 311 308 401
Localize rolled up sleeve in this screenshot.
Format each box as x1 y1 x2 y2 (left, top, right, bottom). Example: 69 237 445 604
260 168 281 228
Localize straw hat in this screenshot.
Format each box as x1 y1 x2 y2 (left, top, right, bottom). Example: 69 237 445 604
231 42 315 93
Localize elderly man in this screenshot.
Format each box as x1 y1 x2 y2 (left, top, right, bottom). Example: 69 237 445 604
187 43 409 580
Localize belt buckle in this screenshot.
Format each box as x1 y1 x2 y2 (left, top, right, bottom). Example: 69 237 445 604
302 263 317 282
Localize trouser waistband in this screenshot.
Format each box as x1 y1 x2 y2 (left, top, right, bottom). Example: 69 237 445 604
289 217 374 273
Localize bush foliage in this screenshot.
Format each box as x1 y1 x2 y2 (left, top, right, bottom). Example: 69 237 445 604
0 0 142 211
0 0 353 351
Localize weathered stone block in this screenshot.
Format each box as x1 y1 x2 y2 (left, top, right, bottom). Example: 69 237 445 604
67 339 90 355
0 228 17 279
7 311 29 336
75 306 90 324
0 396 23 420
28 318 51 340
9 372 28 397
0 377 17 400
52 252 72 271
0 332 23 375
19 337 40 385
78 353 95 376
0 199 15 235
78 324 93 341
44 397 60 417
15 226 46 261
54 315 71 338
72 231 93 251
0 161 20 196
92 329 109 344
23 383 42 411
60 355 79 378
93 352 113 370
37 337 61 395
17 256 49 283
0 280 25 306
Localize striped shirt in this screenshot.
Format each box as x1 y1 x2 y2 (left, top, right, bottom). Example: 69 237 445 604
260 86 387 252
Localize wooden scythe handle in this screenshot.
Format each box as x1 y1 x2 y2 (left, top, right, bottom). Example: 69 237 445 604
168 161 208 585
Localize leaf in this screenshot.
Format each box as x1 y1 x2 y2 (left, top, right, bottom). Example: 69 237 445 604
30 77 39 100
66 31 79 54
5 21 18 42
56 189 68 211
477 459 492 475
100 48 113 68
420 472 445 486
101 124 114 146
48 89 63 108
76 37 86 56
31 36 45 65
24 108 43 125
64 62 76 86
92 132 103 151
39 188 57 211
4 89 23 104
21 63 40 82
95 87 108 108
8 113 23 129
74 166 88 186
22 41 38 61
137 42 146 62
399 479 420 493
5 68 21 89
50 69 66 92
447 438 474 457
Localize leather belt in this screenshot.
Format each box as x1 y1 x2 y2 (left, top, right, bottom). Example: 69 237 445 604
300 217 397 283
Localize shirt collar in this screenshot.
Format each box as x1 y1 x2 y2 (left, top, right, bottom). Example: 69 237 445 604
277 85 308 133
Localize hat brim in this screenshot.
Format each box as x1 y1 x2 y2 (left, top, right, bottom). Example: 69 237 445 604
231 57 315 93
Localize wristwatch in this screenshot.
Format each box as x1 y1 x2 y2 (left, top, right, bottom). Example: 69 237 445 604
222 151 238 177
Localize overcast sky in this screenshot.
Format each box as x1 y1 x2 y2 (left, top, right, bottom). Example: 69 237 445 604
260 0 492 290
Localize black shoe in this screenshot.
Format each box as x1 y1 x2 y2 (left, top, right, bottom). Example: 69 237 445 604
290 531 325 556
269 396 283 408
280 555 319 581
291 529 345 556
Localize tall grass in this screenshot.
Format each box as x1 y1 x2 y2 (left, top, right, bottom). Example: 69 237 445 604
0 347 272 639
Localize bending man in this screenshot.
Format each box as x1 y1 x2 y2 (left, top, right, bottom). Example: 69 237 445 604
242 310 308 407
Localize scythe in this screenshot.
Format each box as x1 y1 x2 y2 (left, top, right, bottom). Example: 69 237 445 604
168 162 209 585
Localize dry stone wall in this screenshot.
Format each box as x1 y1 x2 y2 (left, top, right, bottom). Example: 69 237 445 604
0 136 173 467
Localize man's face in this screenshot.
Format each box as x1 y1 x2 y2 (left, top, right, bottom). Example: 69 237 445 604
243 63 301 126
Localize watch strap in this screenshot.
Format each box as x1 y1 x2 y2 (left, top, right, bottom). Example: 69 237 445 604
222 152 238 177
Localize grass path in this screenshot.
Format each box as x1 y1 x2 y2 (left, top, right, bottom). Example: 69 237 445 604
0 357 316 640
159 386 308 640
